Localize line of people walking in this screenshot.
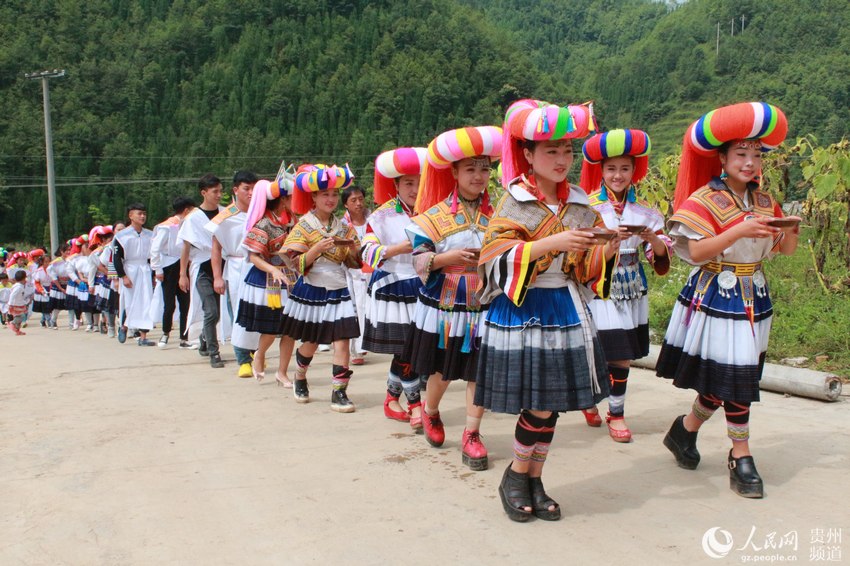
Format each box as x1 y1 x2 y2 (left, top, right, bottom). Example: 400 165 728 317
3 99 803 523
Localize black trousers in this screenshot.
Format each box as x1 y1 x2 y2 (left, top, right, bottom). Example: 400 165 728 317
161 260 189 339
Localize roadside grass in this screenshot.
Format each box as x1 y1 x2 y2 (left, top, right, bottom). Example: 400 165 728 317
645 235 850 379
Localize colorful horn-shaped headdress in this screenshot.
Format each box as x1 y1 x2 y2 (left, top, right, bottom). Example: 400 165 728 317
580 129 652 194
415 125 502 214
291 163 355 215
501 98 597 191
374 147 427 205
674 102 787 210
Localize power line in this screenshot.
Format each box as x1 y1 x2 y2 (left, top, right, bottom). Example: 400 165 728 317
0 153 388 160
1 177 202 189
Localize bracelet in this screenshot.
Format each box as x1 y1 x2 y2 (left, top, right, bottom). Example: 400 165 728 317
425 253 436 279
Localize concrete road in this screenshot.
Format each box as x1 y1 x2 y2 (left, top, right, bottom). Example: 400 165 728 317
1 325 847 565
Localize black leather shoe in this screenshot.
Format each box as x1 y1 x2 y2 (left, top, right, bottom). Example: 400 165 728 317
209 354 224 368
529 476 561 521
294 379 310 403
330 389 356 413
663 415 701 470
498 465 532 522
728 450 764 498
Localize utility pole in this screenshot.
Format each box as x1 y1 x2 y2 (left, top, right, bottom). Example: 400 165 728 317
716 21 720 55
741 14 746 32
731 18 735 36
24 69 65 255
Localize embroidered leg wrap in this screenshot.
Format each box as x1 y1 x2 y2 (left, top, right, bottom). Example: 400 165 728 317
514 411 549 463
693 394 722 423
295 349 313 380
332 364 352 392
387 355 404 399
607 366 630 417
531 413 559 464
396 355 422 405
724 400 751 442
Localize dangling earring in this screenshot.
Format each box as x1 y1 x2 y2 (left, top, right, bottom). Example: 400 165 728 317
599 184 609 201
720 172 729 179
626 185 637 203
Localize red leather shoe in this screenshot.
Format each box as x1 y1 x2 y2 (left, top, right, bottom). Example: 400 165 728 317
422 410 445 447
581 407 603 427
605 412 632 443
408 401 423 432
384 393 410 422
462 429 488 471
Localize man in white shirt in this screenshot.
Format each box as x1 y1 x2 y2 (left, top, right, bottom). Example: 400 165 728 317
151 196 195 348
178 175 225 368
207 171 259 378
114 203 155 346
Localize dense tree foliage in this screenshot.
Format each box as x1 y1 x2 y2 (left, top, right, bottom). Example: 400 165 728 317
0 0 847 247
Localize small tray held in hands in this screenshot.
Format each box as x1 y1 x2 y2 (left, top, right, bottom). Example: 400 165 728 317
619 224 648 234
463 248 481 259
579 226 617 243
766 218 801 228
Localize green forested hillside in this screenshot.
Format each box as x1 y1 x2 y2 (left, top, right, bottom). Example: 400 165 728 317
464 0 850 151
1 0 848 246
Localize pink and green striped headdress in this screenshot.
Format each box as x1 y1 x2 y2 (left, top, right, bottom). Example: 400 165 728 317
501 98 597 189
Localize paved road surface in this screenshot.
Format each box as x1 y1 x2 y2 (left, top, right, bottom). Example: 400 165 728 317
1 325 847 564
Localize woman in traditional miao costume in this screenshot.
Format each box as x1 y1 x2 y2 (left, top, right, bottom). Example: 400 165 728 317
82 227 110 332
361 147 427 429
475 99 611 522
65 237 88 330
280 164 362 412
656 103 800 499
47 242 73 329
71 233 97 332
89 226 114 334
29 250 52 326
404 125 501 471
578 129 673 442
237 174 297 387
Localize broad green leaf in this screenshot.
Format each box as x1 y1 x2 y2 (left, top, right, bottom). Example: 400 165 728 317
814 174 838 199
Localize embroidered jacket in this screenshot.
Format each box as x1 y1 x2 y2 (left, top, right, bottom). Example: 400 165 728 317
478 178 612 306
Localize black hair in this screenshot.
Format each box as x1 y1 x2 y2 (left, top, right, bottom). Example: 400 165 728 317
14 270 26 282
0 272 7 279
172 196 195 214
198 173 222 192
522 139 574 152
341 185 366 205
55 242 70 257
267 196 282 214
233 170 258 187
127 202 146 213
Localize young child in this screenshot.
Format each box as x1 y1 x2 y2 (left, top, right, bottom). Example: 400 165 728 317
0 272 11 325
7 271 31 335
